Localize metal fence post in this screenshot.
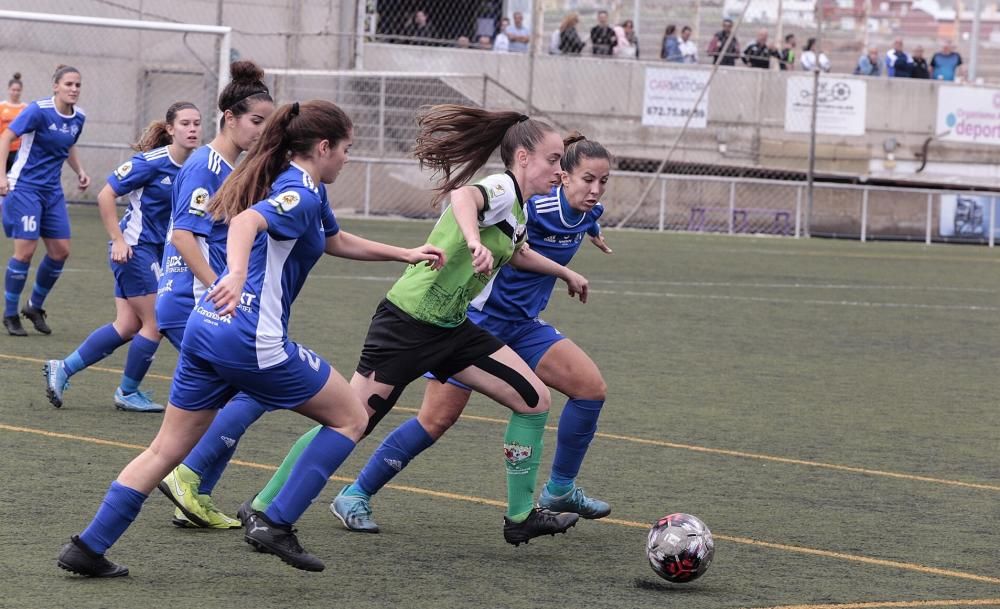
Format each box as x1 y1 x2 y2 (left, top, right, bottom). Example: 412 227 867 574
658 178 666 232
728 182 735 235
795 186 802 238
925 192 932 245
364 162 372 217
860 187 869 243
991 194 997 248
377 75 386 157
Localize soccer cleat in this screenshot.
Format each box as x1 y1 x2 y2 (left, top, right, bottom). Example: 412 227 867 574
113 387 165 413
236 498 255 526
171 508 198 529
3 314 27 336
158 465 211 528
43 360 70 408
196 493 241 529
538 485 611 519
244 511 325 572
21 304 51 334
56 535 129 577
503 508 579 546
330 485 380 533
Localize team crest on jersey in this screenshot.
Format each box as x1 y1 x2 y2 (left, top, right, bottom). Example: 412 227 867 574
269 190 301 214
114 161 133 179
488 183 506 198
513 223 527 245
70 125 79 136
188 187 210 216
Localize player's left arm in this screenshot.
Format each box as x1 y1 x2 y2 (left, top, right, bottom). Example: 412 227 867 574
66 146 90 191
510 245 588 303
325 231 445 269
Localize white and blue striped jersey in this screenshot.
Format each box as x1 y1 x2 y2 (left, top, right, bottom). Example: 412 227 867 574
107 146 183 246
155 145 233 331
182 162 339 369
470 185 603 321
6 97 86 191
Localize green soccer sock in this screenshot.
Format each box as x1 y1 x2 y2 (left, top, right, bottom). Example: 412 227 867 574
251 425 322 511
504 411 549 522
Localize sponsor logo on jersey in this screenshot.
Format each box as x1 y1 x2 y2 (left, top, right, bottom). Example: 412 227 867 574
237 291 256 314
60 123 69 133
157 279 174 295
160 176 172 185
488 183 506 198
165 255 187 271
114 161 133 179
268 190 301 213
195 304 232 324
188 187 210 216
48 123 58 131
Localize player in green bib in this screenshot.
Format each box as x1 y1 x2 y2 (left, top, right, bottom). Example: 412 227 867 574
240 105 589 545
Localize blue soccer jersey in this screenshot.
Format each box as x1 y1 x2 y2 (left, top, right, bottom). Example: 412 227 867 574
6 97 85 191
469 185 603 321
107 146 183 246
182 162 337 369
155 145 233 331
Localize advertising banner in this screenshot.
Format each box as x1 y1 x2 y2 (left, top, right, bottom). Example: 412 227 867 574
642 68 709 128
785 76 867 136
936 86 1000 146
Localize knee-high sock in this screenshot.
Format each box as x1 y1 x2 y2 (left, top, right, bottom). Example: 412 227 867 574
5 258 29 316
548 398 605 493
504 411 549 521
28 255 64 309
63 324 127 376
252 425 322 511
119 334 160 395
78 481 148 555
353 418 435 497
264 427 355 526
181 394 268 495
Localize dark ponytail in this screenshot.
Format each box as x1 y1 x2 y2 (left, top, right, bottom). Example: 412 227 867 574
218 60 272 131
209 99 352 223
133 101 200 152
560 132 613 172
413 104 557 206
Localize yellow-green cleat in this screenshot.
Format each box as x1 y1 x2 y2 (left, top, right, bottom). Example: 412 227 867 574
158 465 239 529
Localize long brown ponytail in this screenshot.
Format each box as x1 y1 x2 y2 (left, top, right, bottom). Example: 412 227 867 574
209 99 352 223
132 101 199 152
413 104 556 206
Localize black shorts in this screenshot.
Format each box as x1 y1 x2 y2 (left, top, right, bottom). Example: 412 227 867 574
356 299 505 387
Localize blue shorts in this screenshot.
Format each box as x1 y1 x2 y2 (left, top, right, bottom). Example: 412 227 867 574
161 327 184 351
169 342 332 411
427 312 565 389
110 242 163 298
2 187 71 240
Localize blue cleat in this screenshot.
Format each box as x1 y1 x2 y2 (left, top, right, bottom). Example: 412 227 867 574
114 387 165 413
537 485 611 520
43 360 70 408
330 485 380 533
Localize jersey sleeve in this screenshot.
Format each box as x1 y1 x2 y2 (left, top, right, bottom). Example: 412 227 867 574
106 155 156 197
171 166 218 236
474 174 516 227
7 103 42 137
320 187 340 237
587 203 605 237
253 186 322 241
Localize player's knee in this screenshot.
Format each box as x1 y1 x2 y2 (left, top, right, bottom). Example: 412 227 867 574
573 376 607 401
339 408 369 441
419 408 461 439
532 385 551 412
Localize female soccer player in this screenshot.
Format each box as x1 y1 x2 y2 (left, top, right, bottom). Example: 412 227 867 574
1 73 27 173
56 99 444 577
331 135 615 535
0 65 89 336
240 105 589 548
42 102 202 412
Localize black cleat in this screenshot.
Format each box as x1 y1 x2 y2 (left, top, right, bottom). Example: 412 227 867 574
56 535 129 577
3 314 26 336
503 508 579 546
21 304 51 334
244 511 324 572
236 498 255 526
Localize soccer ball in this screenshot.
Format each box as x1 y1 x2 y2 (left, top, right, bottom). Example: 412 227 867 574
646 513 715 583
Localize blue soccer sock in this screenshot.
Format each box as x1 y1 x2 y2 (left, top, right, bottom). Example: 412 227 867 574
62 323 127 377
28 255 64 309
119 334 160 395
4 258 29 317
182 394 268 495
355 417 435 497
265 427 355 526
547 398 605 493
78 481 148 555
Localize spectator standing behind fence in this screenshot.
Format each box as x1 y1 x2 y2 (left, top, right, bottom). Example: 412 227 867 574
494 17 511 52
591 11 617 56
708 19 740 66
931 41 963 81
911 46 930 78
477 35 493 51
854 47 881 76
679 26 698 63
456 35 471 49
614 20 639 59
779 34 796 70
662 24 681 61
743 29 777 68
800 38 830 72
886 38 913 77
557 12 586 55
1 73 27 174
403 9 437 45
507 12 530 53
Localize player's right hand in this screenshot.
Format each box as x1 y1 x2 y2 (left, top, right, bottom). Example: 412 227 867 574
109 239 133 264
468 240 493 275
207 273 245 317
